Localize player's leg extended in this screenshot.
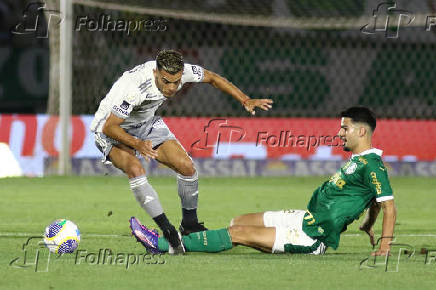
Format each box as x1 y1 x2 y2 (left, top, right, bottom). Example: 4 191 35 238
229 225 276 252
157 224 321 254
109 145 184 253
154 211 325 254
230 213 265 227
109 145 164 217
155 225 275 253
156 140 205 233
230 223 324 254
233 210 309 228
229 211 277 252
230 210 326 254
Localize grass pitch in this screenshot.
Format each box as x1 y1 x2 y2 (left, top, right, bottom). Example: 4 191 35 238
1 176 435 289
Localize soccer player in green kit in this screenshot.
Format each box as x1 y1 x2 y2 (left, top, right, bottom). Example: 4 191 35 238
130 106 396 256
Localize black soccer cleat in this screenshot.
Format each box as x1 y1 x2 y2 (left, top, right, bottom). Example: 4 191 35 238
179 222 208 236
162 227 185 255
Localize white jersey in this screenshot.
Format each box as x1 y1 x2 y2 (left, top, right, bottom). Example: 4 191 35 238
90 61 204 133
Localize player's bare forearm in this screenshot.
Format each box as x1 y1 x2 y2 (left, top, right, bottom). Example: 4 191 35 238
203 69 247 102
373 199 396 256
359 199 381 246
202 69 273 115
103 114 140 149
360 199 381 230
102 113 158 159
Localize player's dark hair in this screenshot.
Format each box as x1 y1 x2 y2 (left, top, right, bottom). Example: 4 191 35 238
340 106 376 132
156 50 184 74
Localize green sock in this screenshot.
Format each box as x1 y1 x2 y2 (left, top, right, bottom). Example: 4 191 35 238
158 236 169 252
183 228 233 252
157 228 233 253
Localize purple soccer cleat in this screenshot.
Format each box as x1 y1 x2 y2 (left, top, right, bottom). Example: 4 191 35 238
129 217 161 254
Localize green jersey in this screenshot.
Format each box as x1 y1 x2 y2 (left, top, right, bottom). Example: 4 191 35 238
302 148 393 249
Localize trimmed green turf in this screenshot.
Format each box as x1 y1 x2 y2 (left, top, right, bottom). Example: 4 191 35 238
1 176 435 289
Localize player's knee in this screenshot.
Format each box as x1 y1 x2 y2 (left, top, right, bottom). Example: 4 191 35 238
125 160 145 178
230 216 241 226
178 159 196 176
228 225 238 237
228 225 247 243
229 215 245 226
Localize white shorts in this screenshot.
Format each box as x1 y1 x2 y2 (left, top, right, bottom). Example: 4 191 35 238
94 116 176 164
263 210 326 255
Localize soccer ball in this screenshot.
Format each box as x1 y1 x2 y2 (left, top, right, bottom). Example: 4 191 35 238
43 219 80 254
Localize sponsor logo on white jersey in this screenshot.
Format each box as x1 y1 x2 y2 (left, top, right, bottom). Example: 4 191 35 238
120 101 130 110
345 162 357 174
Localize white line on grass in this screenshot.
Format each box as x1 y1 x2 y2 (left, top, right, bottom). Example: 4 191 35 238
1 232 436 238
0 232 130 238
345 234 436 237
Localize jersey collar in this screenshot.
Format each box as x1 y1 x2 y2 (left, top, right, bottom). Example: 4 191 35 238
351 148 383 158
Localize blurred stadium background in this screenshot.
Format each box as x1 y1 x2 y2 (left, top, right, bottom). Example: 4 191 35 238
0 0 435 177
2 3 436 288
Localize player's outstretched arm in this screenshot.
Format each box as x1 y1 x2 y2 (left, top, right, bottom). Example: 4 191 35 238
372 199 396 256
359 199 381 246
202 69 273 115
102 113 158 160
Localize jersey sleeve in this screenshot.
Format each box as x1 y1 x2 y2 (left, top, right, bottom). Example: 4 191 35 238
182 63 204 83
110 78 140 119
363 161 394 202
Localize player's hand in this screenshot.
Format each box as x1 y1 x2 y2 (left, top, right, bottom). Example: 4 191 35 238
371 247 391 256
359 225 375 246
135 140 158 161
243 99 273 115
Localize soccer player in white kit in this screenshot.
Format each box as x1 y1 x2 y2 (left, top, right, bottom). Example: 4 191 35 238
90 50 273 254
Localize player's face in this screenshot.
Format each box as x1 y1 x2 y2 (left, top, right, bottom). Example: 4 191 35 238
154 69 183 97
338 117 360 152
